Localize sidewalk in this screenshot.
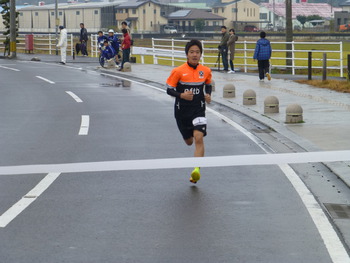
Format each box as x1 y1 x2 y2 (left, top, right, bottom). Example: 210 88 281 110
13 53 350 186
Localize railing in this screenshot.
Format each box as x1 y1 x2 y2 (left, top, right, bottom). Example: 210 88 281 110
132 38 344 77
0 33 74 56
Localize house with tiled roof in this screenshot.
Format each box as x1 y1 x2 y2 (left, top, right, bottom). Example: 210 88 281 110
115 0 179 33
167 9 226 32
211 0 260 30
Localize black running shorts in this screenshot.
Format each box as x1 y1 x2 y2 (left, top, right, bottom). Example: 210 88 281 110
176 115 207 140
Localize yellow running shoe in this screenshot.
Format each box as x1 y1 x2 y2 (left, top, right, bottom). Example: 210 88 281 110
190 167 201 183
266 72 271 81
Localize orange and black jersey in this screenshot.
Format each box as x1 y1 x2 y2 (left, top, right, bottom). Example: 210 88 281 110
166 62 212 108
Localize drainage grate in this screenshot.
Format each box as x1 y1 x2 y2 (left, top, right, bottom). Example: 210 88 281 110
324 203 350 219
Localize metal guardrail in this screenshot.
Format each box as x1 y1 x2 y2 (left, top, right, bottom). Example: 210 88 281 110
130 38 344 77
0 33 74 56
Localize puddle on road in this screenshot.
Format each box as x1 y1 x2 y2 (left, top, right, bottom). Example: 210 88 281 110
100 75 132 88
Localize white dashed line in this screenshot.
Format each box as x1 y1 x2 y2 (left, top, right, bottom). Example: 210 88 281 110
79 115 89 135
65 91 83 103
36 76 55 84
0 173 61 228
0 65 20 71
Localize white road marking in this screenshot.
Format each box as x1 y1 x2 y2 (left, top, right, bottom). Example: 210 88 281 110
79 115 89 135
0 65 20 71
0 173 61 228
0 151 349 175
36 76 55 84
99 73 350 263
66 91 83 103
22 61 83 71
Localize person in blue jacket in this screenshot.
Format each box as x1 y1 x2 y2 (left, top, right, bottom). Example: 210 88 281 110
101 40 116 60
97 31 108 50
253 31 272 81
107 29 120 63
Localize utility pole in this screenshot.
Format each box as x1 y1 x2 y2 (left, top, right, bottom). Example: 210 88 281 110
9 0 16 58
55 0 58 55
273 0 276 30
286 0 293 73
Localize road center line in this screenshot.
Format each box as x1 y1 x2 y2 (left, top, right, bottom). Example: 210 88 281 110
79 115 89 135
0 65 20 71
36 76 55 84
66 91 83 103
0 173 61 228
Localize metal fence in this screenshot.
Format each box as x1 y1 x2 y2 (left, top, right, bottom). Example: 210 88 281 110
0 34 74 56
131 38 343 77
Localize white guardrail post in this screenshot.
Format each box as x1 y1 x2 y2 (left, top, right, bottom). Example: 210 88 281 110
49 34 52 55
244 40 247 73
340 41 343 78
201 40 205 65
171 38 174 67
292 41 295 75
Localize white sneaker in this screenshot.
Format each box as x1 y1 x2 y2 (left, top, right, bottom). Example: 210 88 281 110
227 70 235 74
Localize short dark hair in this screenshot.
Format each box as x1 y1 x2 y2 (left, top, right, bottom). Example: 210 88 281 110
121 21 127 26
221 26 227 30
185 39 202 55
260 31 266 38
104 40 109 44
98 30 103 34
121 28 128 34
80 23 84 26
229 28 235 33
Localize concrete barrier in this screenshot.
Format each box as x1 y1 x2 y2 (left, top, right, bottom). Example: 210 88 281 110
264 96 279 113
223 83 235 98
286 104 303 123
243 89 256 105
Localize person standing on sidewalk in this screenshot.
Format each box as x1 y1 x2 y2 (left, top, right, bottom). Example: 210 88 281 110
227 28 238 73
166 39 212 184
57 26 67 65
253 31 272 81
218 26 229 72
119 28 131 71
79 23 88 56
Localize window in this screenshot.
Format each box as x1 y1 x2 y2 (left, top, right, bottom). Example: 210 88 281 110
143 9 145 14
213 8 218 14
20 12 23 16
151 21 153 27
154 9 156 14
337 18 341 25
51 11 54 16
222 8 224 13
59 11 62 16
345 18 348 24
94 10 98 15
76 11 80 15
260 13 267 19
254 8 255 16
35 12 38 16
132 9 136 14
232 8 237 13
125 9 128 13
213 21 217 26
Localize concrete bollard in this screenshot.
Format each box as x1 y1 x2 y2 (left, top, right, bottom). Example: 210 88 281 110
286 104 303 123
264 96 279 113
123 62 132 72
243 89 256 105
223 83 235 98
106 59 116 69
211 79 215 92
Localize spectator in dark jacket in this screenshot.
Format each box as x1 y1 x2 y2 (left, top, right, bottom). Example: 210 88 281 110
253 31 272 81
79 23 88 56
218 26 229 71
120 28 131 71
